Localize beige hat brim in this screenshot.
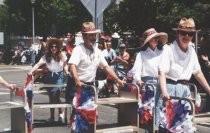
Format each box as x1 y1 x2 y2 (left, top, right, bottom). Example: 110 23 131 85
142 32 168 47
172 28 199 32
82 29 101 34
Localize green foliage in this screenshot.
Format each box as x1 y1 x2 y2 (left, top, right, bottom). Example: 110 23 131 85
0 0 209 44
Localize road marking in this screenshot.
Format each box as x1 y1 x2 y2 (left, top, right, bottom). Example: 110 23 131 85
0 92 10 95
0 66 31 72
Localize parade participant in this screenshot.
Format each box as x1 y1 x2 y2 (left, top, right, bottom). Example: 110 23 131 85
68 21 124 91
65 33 75 61
132 28 168 86
158 18 210 128
28 38 69 123
131 28 168 131
0 76 16 90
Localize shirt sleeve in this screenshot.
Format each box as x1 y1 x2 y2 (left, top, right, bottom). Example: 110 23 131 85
39 55 46 64
192 48 201 74
99 50 108 67
68 46 81 65
158 45 171 73
132 52 142 82
62 52 67 61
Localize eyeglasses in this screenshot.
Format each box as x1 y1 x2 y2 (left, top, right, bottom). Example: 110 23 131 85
51 45 58 49
179 31 194 37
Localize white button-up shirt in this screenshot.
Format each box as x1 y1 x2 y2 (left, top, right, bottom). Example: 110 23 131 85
159 40 201 81
132 45 166 83
68 43 108 82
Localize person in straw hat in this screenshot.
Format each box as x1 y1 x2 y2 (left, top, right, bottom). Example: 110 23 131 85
28 38 69 123
68 21 124 89
157 18 210 130
131 28 168 86
68 22 125 132
129 28 168 131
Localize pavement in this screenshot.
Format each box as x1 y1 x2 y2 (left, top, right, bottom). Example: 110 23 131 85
0 65 210 133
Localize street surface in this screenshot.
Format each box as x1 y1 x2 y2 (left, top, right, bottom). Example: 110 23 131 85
0 65 209 133
0 65 118 133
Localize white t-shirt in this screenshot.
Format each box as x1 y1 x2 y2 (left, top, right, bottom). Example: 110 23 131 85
68 43 108 82
132 45 166 82
39 52 67 72
159 40 201 81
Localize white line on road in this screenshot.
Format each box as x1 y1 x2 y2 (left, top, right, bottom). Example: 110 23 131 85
0 66 31 73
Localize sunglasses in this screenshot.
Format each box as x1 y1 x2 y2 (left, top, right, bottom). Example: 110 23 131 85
51 45 58 49
179 31 194 37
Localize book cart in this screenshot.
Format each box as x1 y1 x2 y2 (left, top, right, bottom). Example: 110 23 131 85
31 83 71 125
0 90 27 133
139 82 197 133
95 83 140 133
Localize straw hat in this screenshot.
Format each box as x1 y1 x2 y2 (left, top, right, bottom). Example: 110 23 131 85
172 18 198 32
81 22 101 34
142 28 168 47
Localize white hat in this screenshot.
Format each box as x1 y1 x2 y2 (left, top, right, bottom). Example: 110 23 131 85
112 32 120 38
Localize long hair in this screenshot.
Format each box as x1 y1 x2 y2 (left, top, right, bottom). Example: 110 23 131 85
45 39 63 63
140 41 164 51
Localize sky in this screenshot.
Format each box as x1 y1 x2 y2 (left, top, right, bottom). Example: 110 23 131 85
0 0 3 5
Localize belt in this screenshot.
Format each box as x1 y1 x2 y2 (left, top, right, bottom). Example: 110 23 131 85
83 82 94 85
166 78 189 84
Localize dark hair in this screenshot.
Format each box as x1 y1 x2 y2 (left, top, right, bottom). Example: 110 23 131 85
45 39 63 63
140 42 163 51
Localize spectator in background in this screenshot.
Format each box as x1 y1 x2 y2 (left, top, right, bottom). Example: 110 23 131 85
112 43 130 79
74 32 84 46
102 40 116 65
0 49 4 64
65 33 75 61
199 34 210 111
111 32 121 50
10 46 21 65
30 40 40 66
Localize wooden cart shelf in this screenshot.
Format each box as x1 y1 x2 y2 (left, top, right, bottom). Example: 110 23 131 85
0 93 27 133
0 101 24 110
97 97 138 105
33 103 71 109
194 112 210 124
94 83 140 133
96 125 140 133
32 83 70 125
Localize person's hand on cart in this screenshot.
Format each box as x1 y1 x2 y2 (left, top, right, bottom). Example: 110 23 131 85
136 80 144 87
7 83 16 91
161 90 170 100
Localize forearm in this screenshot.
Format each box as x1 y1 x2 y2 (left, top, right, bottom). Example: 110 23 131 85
194 71 210 94
0 76 10 89
69 64 80 82
104 65 121 82
158 71 168 94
